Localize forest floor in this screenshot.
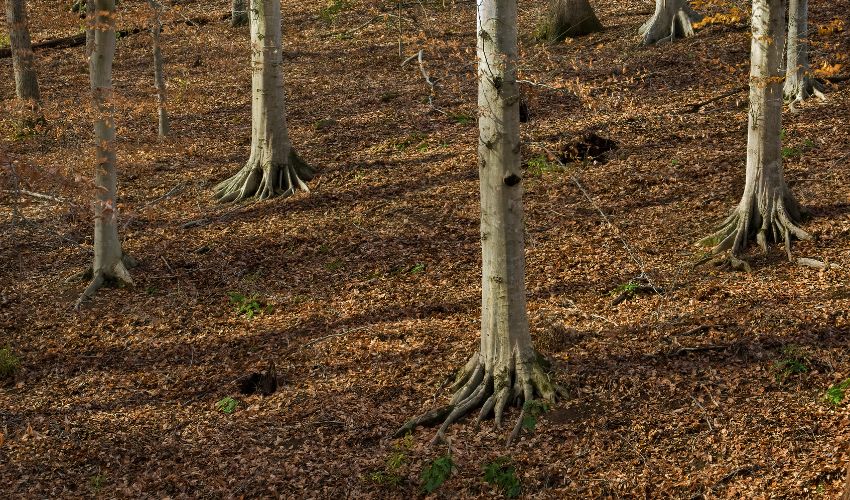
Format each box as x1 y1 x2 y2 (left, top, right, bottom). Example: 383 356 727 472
2 0 850 497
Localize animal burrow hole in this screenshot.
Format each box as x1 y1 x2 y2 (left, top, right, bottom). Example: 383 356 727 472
237 361 279 396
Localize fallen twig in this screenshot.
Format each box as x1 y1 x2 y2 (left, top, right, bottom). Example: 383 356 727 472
302 326 372 348
683 85 748 113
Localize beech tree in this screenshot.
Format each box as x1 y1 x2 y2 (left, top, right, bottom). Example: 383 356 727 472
539 0 602 42
639 0 702 45
214 0 314 202
5 0 40 104
147 0 169 136
77 0 135 305
700 0 809 267
784 0 824 103
398 0 558 445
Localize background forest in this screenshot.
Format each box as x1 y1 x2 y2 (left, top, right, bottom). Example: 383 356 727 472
1 0 850 497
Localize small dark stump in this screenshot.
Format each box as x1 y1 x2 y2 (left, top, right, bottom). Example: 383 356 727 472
237 361 278 396
560 132 618 164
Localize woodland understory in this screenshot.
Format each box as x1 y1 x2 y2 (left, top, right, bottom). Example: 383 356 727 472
1 0 850 497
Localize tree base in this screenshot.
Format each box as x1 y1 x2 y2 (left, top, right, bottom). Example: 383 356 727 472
639 3 701 45
700 195 810 262
396 351 563 446
74 255 137 308
214 149 315 202
785 75 826 107
537 0 603 42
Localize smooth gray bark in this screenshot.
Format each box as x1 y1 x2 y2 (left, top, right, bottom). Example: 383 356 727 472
5 0 40 103
401 0 557 446
214 0 314 202
701 0 809 264
540 0 602 42
78 0 133 305
231 0 248 27
639 0 702 45
147 0 170 136
783 0 824 103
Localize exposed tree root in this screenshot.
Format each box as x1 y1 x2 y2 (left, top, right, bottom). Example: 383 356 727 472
74 255 137 308
397 351 563 446
699 194 810 263
639 1 702 45
215 149 315 203
785 75 826 109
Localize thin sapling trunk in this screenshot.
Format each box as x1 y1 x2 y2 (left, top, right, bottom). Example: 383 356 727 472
77 0 135 306
147 0 170 136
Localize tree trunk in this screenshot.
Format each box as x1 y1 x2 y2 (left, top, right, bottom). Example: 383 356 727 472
78 0 134 306
147 0 170 136
397 0 557 446
5 0 40 104
540 0 602 42
783 0 824 103
214 0 314 202
700 0 809 264
231 0 248 27
639 0 702 45
85 0 94 56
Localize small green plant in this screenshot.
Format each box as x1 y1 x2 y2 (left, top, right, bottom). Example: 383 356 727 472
216 396 239 414
611 281 639 298
521 399 549 431
90 473 108 491
227 292 270 319
483 457 521 498
772 345 810 383
409 263 426 274
824 379 850 406
0 347 20 380
396 132 427 151
450 113 474 125
526 154 561 177
369 435 413 487
319 0 352 24
325 258 344 272
421 454 453 494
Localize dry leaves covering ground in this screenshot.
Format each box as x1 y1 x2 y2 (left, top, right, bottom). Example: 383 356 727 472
1 0 849 497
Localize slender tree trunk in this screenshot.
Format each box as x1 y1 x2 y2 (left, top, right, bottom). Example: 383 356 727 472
231 0 248 27
540 0 602 42
214 0 314 202
147 0 170 136
784 0 824 103
397 0 558 446
5 0 40 104
639 0 702 45
78 0 133 306
85 0 95 56
700 0 809 266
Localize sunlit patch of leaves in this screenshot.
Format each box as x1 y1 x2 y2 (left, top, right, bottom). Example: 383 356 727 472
483 456 521 498
216 396 239 414
421 454 453 494
824 379 850 406
227 292 271 319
